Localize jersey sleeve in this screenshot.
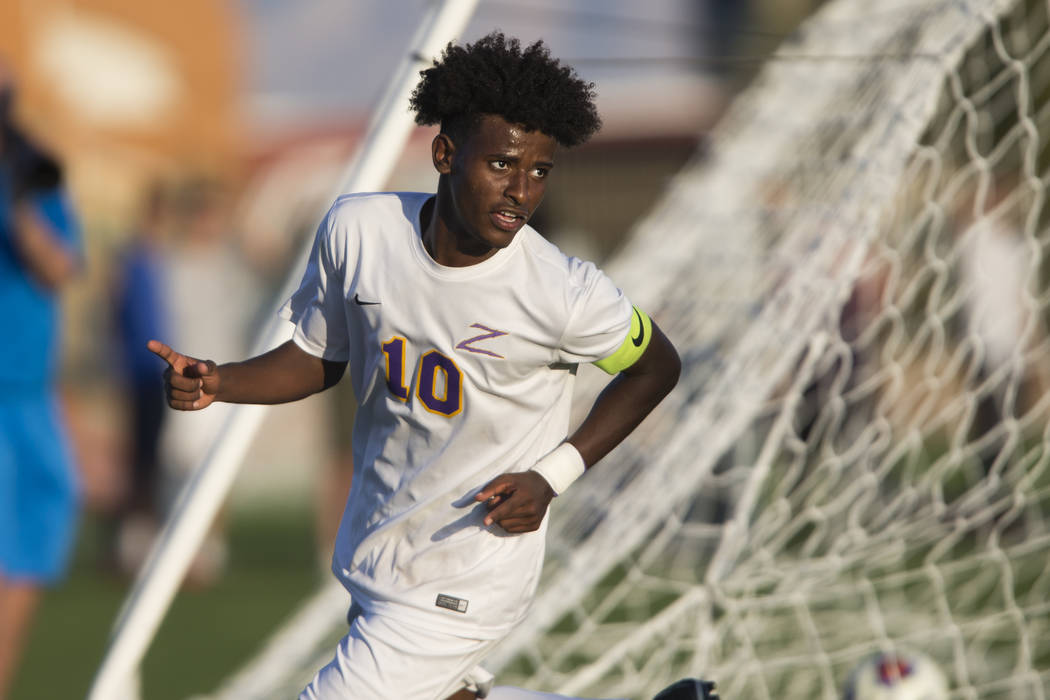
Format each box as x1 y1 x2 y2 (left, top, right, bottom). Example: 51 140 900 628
278 205 351 361
554 258 634 366
593 305 653 374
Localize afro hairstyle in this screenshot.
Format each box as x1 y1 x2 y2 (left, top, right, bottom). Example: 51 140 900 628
409 31 601 148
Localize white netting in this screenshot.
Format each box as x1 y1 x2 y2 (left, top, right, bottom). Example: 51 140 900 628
487 0 1050 698
213 1 1050 698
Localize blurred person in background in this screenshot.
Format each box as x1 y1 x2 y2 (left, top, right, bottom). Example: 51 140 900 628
108 182 171 577
955 173 1045 464
0 62 82 699
156 178 261 586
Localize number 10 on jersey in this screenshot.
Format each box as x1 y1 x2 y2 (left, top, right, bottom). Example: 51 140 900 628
382 337 463 417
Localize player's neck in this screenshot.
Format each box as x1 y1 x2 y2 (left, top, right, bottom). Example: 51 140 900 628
420 193 499 267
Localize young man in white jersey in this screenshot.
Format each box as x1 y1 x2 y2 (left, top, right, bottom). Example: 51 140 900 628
149 33 717 700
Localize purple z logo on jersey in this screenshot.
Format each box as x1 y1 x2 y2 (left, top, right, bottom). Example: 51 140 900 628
455 324 507 358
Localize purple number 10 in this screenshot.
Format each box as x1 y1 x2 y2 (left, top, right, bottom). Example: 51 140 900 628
382 337 463 417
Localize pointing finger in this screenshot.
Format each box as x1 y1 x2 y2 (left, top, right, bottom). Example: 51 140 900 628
484 498 511 527
484 494 534 528
475 478 514 504
148 340 178 367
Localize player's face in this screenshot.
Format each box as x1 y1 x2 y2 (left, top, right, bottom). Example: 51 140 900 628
439 114 556 255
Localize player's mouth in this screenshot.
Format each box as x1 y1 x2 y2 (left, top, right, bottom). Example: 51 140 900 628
490 208 527 232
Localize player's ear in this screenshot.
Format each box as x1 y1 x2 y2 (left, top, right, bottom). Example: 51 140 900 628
432 132 455 175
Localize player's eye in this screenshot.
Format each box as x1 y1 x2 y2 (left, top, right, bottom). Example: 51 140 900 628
491 159 509 170
531 167 549 179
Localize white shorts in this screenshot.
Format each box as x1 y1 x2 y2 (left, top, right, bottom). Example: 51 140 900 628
299 604 497 700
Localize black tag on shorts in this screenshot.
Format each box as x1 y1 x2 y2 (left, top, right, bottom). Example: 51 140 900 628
435 594 469 613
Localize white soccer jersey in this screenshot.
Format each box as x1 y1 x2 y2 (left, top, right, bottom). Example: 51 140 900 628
280 192 632 638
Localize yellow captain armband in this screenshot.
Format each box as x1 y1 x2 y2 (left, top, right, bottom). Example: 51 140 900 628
593 306 653 375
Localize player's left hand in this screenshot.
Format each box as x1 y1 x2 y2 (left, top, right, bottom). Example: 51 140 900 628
475 471 555 533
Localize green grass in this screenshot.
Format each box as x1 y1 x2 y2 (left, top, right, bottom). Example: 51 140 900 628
10 504 323 700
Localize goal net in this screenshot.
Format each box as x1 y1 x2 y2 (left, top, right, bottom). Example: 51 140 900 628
215 0 1050 698
492 0 1050 697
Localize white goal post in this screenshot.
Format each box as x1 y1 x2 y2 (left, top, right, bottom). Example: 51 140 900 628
86 2 480 699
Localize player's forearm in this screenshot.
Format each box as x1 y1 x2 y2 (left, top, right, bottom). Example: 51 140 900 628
215 340 345 405
569 322 680 467
568 372 675 467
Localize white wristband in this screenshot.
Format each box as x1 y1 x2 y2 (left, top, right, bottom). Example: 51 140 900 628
530 442 586 495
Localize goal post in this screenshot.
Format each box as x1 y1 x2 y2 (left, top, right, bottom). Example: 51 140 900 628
86 3 480 699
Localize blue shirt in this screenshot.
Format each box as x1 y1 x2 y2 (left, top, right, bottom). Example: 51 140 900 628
114 239 169 383
0 175 81 391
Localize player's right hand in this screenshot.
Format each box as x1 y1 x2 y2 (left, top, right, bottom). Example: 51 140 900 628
148 339 220 411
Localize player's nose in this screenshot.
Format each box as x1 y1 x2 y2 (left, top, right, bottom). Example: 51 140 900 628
503 169 527 204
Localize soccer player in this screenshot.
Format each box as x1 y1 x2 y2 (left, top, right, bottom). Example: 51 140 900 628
150 33 715 700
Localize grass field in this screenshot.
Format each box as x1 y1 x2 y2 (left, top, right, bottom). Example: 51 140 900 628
10 504 323 700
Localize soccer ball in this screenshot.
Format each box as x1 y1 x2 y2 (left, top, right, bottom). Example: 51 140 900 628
843 649 949 700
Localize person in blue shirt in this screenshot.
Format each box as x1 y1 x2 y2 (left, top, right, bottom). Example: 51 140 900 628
0 65 82 699
109 184 170 576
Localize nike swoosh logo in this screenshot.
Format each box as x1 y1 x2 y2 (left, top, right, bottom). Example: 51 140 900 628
631 308 645 347
354 293 380 306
